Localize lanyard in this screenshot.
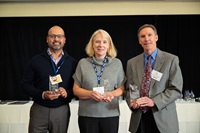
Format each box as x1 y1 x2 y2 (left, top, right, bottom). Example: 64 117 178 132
91 56 108 86
50 59 65 75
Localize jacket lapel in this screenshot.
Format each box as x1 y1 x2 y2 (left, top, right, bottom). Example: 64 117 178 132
150 49 165 89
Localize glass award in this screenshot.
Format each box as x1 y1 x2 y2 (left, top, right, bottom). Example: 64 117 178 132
190 90 195 103
49 75 59 93
184 89 190 102
129 84 139 99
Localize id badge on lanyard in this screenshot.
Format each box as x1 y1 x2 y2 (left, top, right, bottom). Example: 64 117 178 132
49 59 64 92
91 56 107 94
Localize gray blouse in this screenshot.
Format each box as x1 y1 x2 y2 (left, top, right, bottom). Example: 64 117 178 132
73 56 126 117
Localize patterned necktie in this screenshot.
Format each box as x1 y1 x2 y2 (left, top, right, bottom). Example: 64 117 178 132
141 55 152 113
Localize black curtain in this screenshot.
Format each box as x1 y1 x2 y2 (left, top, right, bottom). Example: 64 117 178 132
0 15 199 100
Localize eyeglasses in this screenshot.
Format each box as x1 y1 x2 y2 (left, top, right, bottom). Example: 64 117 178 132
48 34 65 39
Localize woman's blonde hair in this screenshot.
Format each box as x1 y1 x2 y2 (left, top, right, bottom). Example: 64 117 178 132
85 29 117 58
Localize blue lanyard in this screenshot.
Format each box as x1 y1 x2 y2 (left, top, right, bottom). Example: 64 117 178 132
50 59 65 75
91 56 108 86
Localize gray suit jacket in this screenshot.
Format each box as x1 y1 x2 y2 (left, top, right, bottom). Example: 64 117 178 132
126 49 183 133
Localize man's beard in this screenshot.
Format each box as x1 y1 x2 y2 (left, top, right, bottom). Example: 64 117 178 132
51 45 62 50
49 42 64 51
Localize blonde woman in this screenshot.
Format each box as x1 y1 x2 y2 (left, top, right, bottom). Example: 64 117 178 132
73 29 126 133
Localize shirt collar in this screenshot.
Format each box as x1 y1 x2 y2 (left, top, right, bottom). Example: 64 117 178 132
144 48 158 60
47 48 64 58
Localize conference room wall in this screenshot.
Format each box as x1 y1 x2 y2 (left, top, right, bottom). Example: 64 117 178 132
0 1 200 17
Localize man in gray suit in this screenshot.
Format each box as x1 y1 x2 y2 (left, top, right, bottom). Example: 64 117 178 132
126 24 183 133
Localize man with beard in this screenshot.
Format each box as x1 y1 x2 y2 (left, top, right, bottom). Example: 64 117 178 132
21 25 77 133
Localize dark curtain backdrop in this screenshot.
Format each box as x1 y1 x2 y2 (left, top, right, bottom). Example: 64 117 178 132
0 15 199 100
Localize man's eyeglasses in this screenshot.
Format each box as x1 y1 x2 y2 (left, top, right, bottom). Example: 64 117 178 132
48 34 65 39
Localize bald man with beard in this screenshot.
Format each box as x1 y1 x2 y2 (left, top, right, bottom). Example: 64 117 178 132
21 25 77 133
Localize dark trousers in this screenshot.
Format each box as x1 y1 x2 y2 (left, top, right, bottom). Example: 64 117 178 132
78 116 119 133
136 109 160 133
29 103 70 133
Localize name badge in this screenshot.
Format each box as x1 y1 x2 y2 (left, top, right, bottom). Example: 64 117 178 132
151 70 163 81
49 74 63 85
93 86 105 94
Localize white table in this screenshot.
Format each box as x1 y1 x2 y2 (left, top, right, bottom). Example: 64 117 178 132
0 100 200 133
176 101 200 133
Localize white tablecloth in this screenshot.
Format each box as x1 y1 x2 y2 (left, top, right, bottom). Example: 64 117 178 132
0 100 200 133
